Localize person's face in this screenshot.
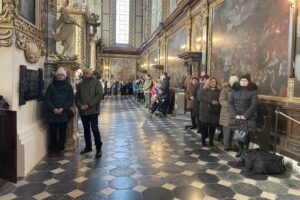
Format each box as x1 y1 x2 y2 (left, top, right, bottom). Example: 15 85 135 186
57 74 66 81
192 79 198 85
209 79 217 88
240 78 249 87
159 90 163 94
83 70 92 78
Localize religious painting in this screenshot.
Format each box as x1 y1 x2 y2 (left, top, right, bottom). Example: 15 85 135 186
19 0 36 25
111 59 136 81
167 30 187 88
148 49 159 80
209 0 289 97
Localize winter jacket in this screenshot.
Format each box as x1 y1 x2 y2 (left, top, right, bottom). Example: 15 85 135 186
143 78 153 93
199 87 221 124
44 78 74 123
185 83 196 110
160 77 170 94
219 83 231 127
228 82 258 133
75 77 103 116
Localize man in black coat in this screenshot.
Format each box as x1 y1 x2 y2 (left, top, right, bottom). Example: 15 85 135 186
160 72 170 116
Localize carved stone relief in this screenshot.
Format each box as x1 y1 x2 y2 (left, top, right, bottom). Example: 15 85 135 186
16 31 45 63
0 28 12 46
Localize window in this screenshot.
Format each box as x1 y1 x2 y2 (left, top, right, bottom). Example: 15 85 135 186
116 0 130 44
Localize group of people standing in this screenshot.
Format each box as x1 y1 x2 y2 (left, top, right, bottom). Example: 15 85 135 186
141 73 170 117
186 74 258 157
45 67 103 158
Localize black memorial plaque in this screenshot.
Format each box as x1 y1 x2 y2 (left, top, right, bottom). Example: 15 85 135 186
19 65 44 105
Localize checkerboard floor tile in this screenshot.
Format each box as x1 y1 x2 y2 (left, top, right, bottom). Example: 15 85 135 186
1 96 300 200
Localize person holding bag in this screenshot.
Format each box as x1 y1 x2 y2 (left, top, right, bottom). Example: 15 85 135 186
45 67 74 156
228 74 258 157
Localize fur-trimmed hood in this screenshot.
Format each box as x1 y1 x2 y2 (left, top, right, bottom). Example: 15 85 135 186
232 82 258 91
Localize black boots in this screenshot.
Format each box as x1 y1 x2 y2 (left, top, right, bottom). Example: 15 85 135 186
80 148 92 154
95 149 102 158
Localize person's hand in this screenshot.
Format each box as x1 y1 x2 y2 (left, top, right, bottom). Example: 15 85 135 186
80 105 89 110
212 100 219 105
240 115 246 120
235 115 241 120
58 108 64 113
190 96 194 100
53 108 61 114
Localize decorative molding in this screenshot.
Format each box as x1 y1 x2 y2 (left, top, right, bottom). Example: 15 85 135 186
129 0 136 47
16 30 45 63
288 77 295 99
0 0 15 23
191 0 208 20
0 27 12 46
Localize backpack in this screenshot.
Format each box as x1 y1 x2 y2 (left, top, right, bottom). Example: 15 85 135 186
243 148 286 174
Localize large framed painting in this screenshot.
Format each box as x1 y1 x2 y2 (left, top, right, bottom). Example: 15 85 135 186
208 0 290 97
111 59 136 81
19 0 36 25
167 29 188 88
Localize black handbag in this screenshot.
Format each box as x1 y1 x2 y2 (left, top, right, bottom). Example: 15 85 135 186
233 120 248 142
243 148 286 174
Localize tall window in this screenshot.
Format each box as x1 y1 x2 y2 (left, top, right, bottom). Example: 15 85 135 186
116 0 130 44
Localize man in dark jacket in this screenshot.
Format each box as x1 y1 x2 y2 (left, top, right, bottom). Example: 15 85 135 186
76 68 103 158
160 72 170 116
45 67 74 155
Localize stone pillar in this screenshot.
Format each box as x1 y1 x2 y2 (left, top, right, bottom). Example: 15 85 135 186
90 39 96 70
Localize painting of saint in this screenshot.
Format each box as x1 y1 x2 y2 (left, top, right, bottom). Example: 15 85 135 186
19 0 36 25
210 0 289 97
111 59 136 81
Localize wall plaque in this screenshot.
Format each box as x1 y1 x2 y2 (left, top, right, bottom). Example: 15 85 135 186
19 65 44 105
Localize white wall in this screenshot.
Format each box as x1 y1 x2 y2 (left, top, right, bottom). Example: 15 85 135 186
0 34 48 176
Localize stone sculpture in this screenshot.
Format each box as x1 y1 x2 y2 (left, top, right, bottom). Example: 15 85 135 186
51 7 81 60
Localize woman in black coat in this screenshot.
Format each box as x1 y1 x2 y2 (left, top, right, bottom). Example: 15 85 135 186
228 74 258 157
44 67 74 155
199 78 221 146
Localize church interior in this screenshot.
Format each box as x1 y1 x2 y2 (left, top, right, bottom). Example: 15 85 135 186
1 0 300 199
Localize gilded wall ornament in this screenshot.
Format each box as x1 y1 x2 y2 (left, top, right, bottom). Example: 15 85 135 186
0 0 15 23
16 31 45 63
0 28 12 46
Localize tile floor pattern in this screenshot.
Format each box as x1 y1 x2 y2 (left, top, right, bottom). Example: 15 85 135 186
1 96 300 200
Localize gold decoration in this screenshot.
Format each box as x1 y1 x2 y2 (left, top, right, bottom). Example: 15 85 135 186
288 77 295 99
0 0 15 23
0 27 12 46
16 31 46 63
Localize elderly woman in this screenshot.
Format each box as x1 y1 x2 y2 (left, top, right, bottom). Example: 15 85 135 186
45 67 74 156
229 74 258 157
199 77 221 146
219 75 239 151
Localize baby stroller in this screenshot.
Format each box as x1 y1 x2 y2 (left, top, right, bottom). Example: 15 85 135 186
150 92 167 117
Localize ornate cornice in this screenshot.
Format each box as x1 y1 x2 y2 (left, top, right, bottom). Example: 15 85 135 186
0 27 12 46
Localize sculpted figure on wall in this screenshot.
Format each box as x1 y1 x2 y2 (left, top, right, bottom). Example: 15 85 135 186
51 7 81 60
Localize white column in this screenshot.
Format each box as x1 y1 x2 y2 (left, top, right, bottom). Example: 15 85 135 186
90 39 96 70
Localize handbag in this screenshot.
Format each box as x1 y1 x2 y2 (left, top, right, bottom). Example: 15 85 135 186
233 120 248 142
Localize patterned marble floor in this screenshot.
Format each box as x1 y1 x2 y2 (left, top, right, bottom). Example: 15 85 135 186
1 96 300 200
